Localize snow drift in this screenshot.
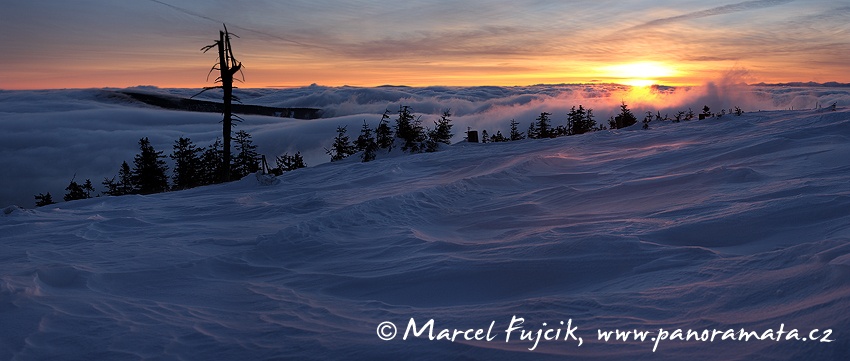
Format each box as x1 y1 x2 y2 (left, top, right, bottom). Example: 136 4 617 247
2 103 849 360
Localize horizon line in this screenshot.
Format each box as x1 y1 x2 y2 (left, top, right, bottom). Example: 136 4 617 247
4 80 850 92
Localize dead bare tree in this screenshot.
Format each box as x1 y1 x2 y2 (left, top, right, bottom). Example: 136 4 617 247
197 24 244 182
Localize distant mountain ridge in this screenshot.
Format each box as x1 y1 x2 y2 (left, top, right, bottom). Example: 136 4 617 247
118 90 323 119
752 81 850 87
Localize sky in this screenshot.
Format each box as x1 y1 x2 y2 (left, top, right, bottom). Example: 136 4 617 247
1 0 849 89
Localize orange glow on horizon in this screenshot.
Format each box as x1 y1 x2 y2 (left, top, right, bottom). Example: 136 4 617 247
0 57 799 90
594 62 682 87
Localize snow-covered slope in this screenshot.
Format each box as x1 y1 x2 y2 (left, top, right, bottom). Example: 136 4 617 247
2 107 849 360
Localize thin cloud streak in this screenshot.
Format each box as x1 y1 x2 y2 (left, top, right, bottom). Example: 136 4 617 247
145 0 335 51
633 0 797 29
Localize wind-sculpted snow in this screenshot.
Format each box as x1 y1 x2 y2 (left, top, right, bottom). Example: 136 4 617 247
2 107 850 360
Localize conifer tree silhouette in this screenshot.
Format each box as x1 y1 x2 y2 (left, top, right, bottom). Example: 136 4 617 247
275 152 307 173
114 161 134 195
232 130 259 179
509 119 525 140
613 102 637 129
326 126 357 161
394 106 426 152
34 192 55 207
132 137 169 194
64 176 94 202
568 105 596 135
535 112 553 138
171 137 203 190
432 109 454 145
200 138 224 185
527 122 538 139
375 110 394 150
356 120 379 161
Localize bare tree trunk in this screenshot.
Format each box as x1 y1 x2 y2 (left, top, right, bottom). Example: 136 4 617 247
200 26 242 183
218 30 233 182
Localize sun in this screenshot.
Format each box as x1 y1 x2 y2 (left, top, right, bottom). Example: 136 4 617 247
598 62 679 87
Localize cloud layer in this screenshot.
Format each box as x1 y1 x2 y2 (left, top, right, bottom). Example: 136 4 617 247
2 83 849 207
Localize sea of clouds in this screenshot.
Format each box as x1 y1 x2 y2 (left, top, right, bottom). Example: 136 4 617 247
2 80 849 208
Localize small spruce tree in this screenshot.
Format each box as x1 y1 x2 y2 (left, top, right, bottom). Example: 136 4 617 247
394 105 426 152
82 179 95 198
424 128 440 153
232 130 260 179
102 160 136 196
535 112 553 138
613 102 637 129
275 152 307 173
490 131 507 142
34 192 55 207
585 107 596 131
64 180 84 201
132 137 169 194
119 161 134 194
355 120 374 152
375 110 394 149
355 120 379 161
171 137 203 190
102 176 120 196
568 105 596 135
64 177 92 202
643 111 653 130
326 126 357 161
527 122 537 140
432 109 454 145
200 138 224 185
509 119 525 140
